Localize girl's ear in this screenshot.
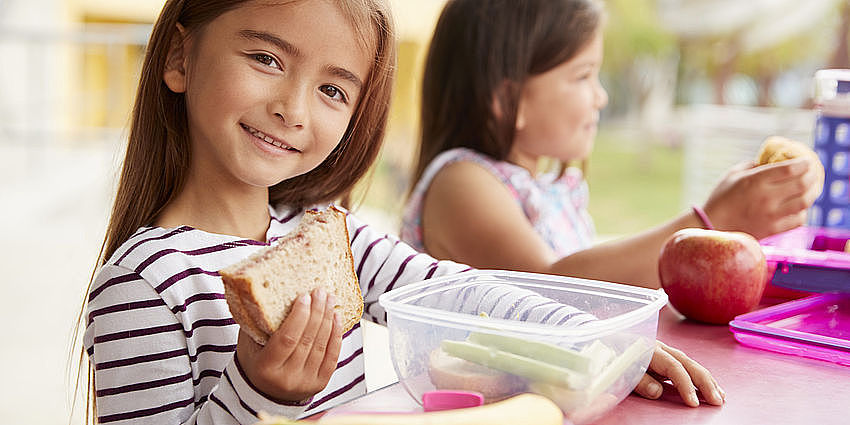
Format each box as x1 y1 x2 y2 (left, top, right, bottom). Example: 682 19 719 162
491 80 527 131
163 23 190 93
515 95 527 131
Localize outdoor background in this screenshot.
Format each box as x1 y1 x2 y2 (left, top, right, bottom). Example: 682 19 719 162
0 0 847 423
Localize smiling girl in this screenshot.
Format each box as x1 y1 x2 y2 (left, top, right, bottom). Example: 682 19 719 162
75 1 476 423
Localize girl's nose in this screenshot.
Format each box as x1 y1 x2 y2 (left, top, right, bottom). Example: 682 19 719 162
271 87 307 128
595 80 609 110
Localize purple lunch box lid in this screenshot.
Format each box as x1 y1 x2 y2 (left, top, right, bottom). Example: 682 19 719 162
729 293 850 354
760 226 850 270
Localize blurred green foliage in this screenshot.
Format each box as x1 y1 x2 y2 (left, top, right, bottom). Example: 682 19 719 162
602 0 677 72
586 128 682 236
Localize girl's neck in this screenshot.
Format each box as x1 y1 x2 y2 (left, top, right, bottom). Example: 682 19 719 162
505 148 540 177
154 173 271 242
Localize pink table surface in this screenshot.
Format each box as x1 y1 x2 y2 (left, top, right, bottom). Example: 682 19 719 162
312 302 850 424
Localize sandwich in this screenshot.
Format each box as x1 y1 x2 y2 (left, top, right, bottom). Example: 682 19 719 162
220 206 363 345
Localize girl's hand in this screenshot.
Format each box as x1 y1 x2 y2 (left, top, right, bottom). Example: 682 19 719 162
633 341 725 407
236 288 343 403
703 158 820 240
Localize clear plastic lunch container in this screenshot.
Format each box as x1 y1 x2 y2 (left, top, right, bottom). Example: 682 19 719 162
378 270 667 424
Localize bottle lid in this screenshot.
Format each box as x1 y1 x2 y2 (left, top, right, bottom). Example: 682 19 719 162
815 69 850 117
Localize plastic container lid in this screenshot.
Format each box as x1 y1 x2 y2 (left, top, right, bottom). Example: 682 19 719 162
729 293 850 366
378 270 668 339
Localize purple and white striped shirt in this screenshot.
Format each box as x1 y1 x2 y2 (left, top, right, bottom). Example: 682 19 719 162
83 204 472 424
84 204 596 424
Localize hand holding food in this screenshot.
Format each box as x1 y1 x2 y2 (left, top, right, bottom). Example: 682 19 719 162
236 288 344 403
755 135 825 197
702 137 822 239
219 207 362 401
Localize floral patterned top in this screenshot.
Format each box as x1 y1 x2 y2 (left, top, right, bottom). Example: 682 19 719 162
401 148 595 257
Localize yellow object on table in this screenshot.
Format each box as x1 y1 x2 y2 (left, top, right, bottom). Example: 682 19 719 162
255 393 564 425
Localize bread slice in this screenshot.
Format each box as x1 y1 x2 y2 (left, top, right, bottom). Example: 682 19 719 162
220 206 362 345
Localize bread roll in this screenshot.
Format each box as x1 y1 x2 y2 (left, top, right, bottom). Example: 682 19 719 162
428 347 526 402
755 136 825 196
220 206 362 345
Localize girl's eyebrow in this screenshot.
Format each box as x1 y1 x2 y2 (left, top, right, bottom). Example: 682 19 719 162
327 65 363 90
238 29 363 89
238 29 301 57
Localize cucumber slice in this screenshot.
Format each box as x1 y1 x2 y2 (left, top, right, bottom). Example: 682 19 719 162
441 340 590 390
467 332 594 373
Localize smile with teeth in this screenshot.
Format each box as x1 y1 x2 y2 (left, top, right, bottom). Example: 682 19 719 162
242 123 299 152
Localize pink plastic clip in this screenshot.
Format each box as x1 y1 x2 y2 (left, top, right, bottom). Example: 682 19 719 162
422 390 484 412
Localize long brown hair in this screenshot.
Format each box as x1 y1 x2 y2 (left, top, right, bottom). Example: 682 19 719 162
71 0 395 422
412 0 602 186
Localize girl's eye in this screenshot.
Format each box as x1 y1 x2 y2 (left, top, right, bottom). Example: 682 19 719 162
253 53 280 69
319 85 347 103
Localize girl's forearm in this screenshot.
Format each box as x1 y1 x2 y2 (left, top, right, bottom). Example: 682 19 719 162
547 210 704 289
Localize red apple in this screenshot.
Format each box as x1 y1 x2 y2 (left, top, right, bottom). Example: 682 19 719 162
658 228 767 324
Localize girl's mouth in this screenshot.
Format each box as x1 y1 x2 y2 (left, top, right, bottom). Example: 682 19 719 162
241 123 300 152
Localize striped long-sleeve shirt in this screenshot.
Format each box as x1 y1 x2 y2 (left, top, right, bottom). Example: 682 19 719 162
84 204 596 424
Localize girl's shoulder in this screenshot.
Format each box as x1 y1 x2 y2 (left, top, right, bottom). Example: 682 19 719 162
435 147 517 178
106 225 198 269
413 148 522 196
104 224 268 288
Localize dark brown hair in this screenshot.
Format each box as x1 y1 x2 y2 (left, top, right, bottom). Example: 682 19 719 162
71 0 395 422
412 0 603 185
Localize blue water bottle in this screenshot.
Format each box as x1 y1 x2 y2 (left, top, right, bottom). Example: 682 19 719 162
810 69 850 229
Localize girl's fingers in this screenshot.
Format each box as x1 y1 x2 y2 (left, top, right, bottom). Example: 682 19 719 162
317 311 344 383
649 343 699 407
659 342 725 406
633 373 664 400
264 293 312 361
302 295 337 375
284 288 329 369
756 157 810 183
768 209 808 235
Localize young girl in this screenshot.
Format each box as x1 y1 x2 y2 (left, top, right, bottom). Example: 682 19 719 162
402 0 821 290
76 0 470 423
78 0 722 423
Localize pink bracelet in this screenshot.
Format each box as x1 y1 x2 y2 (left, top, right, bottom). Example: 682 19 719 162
692 205 714 230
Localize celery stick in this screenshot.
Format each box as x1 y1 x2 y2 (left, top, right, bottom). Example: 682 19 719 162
441 340 589 390
529 339 650 415
468 332 594 373
585 339 651 400
579 340 616 374
528 380 589 412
